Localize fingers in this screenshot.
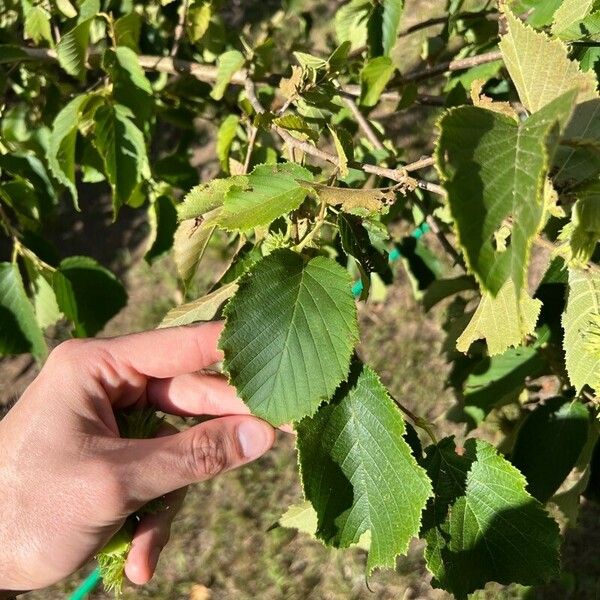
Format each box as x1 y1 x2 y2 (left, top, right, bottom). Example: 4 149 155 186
124 487 186 585
147 372 248 417
101 322 224 379
120 415 274 505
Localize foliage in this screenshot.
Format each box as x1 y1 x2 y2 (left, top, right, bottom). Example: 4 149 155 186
1 0 600 597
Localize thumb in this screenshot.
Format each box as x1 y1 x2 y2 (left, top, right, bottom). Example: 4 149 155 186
119 415 275 506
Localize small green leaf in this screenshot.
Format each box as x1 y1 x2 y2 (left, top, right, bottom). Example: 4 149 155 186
159 281 238 328
328 125 353 178
210 50 245 101
335 0 370 52
381 0 403 56
457 280 542 356
47 94 91 208
93 103 149 214
359 56 395 107
457 345 547 428
422 275 477 312
145 195 178 264
0 262 47 360
24 5 53 45
216 163 313 232
56 18 94 79
55 0 78 18
499 8 598 113
217 114 240 173
114 12 142 51
512 397 590 502
178 176 248 221
103 47 154 129
52 256 127 337
173 212 219 286
220 249 359 425
297 365 432 572
187 0 212 42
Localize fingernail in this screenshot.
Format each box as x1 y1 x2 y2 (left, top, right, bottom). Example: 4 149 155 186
148 546 161 574
237 419 273 459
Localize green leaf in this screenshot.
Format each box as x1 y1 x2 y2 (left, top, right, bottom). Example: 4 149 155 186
24 5 53 45
56 18 94 79
103 47 154 129
359 56 395 107
328 126 353 178
52 256 127 337
562 267 600 393
0 262 47 360
114 12 142 51
436 91 575 296
456 280 542 356
0 152 57 216
456 345 547 428
335 0 370 52
145 195 178 264
512 397 590 502
499 8 598 113
93 103 149 214
551 0 594 39
217 114 240 173
296 365 432 572
31 269 61 330
187 0 212 42
220 250 359 426
47 94 91 207
55 0 78 19
559 183 600 265
177 176 248 221
216 163 313 232
173 213 219 286
425 438 561 599
210 50 245 101
422 275 477 312
555 99 600 188
273 114 319 143
381 0 403 56
159 281 238 328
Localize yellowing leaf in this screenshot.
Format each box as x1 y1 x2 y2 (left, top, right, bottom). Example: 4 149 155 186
499 8 598 113
551 0 594 39
308 182 395 214
562 268 600 393
457 280 542 356
159 281 238 328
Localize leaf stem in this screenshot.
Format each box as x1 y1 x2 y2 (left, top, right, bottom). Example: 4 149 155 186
391 395 438 444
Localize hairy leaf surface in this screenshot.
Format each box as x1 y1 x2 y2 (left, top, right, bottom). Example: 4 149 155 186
297 366 431 572
220 249 358 425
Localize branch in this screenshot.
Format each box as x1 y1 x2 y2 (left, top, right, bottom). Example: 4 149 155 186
170 0 190 57
398 9 499 38
342 96 384 150
399 50 503 84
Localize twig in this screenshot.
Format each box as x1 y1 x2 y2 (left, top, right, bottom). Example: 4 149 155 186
170 0 190 57
342 96 384 150
243 125 258 174
15 46 503 102
399 50 502 84
398 9 499 38
390 394 438 444
533 236 600 277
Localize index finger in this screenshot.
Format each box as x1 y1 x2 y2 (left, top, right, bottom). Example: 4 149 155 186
105 321 224 379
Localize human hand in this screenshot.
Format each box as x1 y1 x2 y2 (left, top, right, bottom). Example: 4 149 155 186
0 323 275 594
